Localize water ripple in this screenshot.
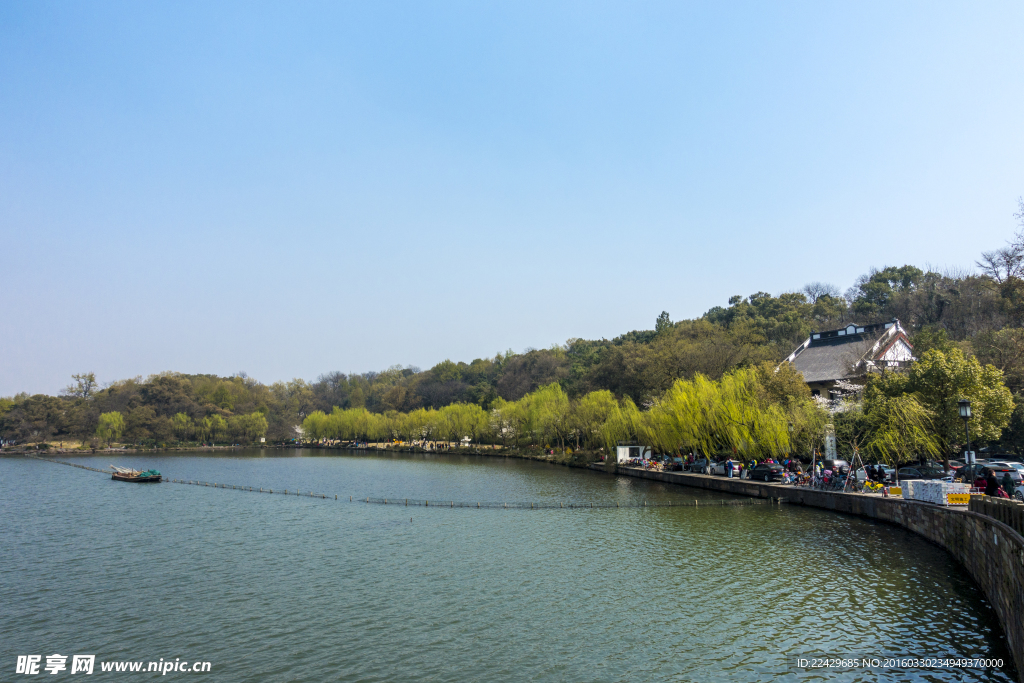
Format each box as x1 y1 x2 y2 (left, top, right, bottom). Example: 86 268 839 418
0 451 1017 682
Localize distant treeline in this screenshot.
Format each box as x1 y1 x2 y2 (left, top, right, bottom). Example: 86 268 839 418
3 200 1024 454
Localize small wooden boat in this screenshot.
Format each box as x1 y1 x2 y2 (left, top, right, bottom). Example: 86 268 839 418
110 465 162 483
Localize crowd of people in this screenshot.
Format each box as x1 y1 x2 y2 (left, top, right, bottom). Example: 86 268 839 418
968 467 1017 499
628 453 1021 500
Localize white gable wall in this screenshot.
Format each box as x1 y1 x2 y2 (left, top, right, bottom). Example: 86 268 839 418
880 339 913 362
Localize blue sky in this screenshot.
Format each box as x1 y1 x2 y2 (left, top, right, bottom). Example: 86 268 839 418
2 1 1023 396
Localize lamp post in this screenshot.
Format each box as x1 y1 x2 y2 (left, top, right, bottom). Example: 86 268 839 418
958 399 972 467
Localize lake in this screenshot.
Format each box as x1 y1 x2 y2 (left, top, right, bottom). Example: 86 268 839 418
1 450 1016 681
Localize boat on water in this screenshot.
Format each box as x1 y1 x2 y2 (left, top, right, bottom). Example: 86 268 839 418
110 465 162 483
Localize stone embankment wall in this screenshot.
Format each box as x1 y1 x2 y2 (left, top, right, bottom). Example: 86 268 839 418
604 466 1024 682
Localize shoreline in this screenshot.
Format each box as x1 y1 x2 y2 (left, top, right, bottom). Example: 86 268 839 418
0 443 600 470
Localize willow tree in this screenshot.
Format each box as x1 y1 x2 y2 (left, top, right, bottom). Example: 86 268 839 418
171 412 194 443
331 407 383 442
381 410 403 442
463 403 490 444
715 368 790 458
403 407 440 444
437 403 489 445
302 410 330 442
600 397 644 451
230 412 268 443
649 373 724 456
570 390 617 450
530 383 572 449
866 393 941 470
209 415 227 443
490 397 530 449
96 411 124 446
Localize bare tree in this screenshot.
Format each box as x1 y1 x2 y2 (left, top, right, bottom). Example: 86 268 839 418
977 197 1024 283
802 281 841 303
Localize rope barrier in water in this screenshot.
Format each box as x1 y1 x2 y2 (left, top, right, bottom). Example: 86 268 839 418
24 454 788 509
164 479 784 508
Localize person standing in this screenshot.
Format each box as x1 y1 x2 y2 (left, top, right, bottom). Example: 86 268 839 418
1002 472 1016 499
985 470 1000 496
726 459 734 478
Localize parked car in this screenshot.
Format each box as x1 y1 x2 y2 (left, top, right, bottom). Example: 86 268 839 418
710 459 740 476
823 459 850 475
853 463 894 483
855 464 894 483
954 463 988 485
1004 461 1024 475
749 463 784 482
977 452 1023 465
897 465 947 480
984 463 1024 485
667 457 684 471
688 457 712 474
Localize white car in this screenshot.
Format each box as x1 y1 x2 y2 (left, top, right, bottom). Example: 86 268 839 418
855 464 895 483
710 459 740 476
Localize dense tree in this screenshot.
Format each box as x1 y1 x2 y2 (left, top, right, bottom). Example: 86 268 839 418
870 348 1013 455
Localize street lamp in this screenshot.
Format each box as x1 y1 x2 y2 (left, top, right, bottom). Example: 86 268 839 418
958 399 972 465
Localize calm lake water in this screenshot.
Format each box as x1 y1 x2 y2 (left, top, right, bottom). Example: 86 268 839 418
1 450 1017 682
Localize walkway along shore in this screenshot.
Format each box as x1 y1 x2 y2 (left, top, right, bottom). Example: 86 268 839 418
597 464 1024 683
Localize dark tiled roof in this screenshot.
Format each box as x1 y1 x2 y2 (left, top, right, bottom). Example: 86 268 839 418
790 334 878 383
785 321 904 384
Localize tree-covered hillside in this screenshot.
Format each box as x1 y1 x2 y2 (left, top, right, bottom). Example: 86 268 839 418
4 200 1024 454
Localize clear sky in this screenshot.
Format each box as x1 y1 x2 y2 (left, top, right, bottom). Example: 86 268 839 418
2 1 1023 396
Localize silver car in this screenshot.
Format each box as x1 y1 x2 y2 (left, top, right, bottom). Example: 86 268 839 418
688 457 712 474
710 459 740 476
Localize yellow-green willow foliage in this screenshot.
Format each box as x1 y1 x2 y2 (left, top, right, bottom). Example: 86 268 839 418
528 383 572 449
625 367 803 457
600 397 644 451
305 407 387 442
302 404 491 445
571 390 617 450
436 403 489 444
96 411 125 446
717 367 791 457
866 393 941 468
301 365 813 455
489 397 528 448
645 373 723 455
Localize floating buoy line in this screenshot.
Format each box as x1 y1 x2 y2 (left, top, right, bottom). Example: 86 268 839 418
23 454 787 509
